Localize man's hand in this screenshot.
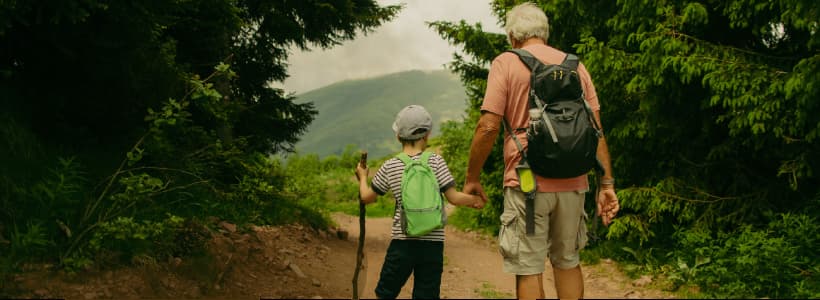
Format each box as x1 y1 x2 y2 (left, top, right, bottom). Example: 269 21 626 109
596 187 619 226
463 180 487 209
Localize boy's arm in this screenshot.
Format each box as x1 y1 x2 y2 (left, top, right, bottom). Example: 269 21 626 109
443 186 480 207
356 164 378 204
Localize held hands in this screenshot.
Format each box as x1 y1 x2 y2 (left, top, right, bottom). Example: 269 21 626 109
463 180 488 209
596 186 620 226
468 194 484 209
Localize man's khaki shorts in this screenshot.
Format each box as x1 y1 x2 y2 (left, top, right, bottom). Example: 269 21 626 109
498 187 589 275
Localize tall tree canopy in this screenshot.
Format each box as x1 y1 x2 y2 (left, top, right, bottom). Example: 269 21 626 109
1 0 399 155
0 0 399 272
432 0 818 297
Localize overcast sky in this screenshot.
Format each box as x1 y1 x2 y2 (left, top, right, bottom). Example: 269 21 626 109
276 0 505 94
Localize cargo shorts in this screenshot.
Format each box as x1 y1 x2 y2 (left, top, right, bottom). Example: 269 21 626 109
498 187 589 275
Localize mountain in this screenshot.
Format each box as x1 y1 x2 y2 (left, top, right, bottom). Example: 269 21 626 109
293 69 467 159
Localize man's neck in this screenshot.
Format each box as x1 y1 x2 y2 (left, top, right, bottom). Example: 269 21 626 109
515 37 546 49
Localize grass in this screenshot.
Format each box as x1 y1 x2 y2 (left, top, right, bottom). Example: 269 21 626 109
579 241 710 299
446 207 499 236
474 282 513 299
329 196 396 218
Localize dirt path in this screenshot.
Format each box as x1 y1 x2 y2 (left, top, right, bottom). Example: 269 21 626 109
329 209 674 299
4 210 675 299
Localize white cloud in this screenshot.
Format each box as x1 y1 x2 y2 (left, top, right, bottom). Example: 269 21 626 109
276 0 504 94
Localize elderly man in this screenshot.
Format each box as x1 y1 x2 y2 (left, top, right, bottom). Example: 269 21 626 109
464 2 620 299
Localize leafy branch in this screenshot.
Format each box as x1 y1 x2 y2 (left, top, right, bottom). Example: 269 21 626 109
62 62 234 262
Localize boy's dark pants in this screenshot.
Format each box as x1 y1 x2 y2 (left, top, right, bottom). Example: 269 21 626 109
375 239 444 299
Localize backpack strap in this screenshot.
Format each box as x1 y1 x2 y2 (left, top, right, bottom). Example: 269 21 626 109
396 152 433 166
419 151 433 168
507 49 581 71
561 53 580 70
506 49 543 72
501 118 538 236
502 119 527 160
395 152 413 166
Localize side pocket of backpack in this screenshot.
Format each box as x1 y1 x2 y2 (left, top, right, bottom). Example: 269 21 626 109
400 205 408 235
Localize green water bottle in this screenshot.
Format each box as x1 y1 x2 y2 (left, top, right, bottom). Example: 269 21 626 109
516 161 536 193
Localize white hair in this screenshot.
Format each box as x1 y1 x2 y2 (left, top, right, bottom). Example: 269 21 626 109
504 2 550 44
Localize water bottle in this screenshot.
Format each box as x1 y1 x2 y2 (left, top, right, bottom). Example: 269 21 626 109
516 161 536 193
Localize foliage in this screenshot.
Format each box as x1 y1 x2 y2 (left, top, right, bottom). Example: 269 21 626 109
0 0 401 156
432 0 818 298
432 120 505 235
0 0 400 280
88 214 184 262
669 213 820 298
280 145 397 219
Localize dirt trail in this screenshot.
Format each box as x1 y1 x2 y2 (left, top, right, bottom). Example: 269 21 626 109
333 210 673 299
4 210 675 299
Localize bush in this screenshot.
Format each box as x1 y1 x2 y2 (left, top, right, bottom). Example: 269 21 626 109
0 67 338 277
671 213 820 298
434 119 506 236
281 145 397 219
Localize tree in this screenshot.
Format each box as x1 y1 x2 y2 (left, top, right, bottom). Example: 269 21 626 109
0 0 400 271
0 0 400 156
433 0 818 297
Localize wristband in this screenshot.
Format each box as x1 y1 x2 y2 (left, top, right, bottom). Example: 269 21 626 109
600 178 614 186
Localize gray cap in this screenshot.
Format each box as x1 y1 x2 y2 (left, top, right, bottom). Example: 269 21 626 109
392 105 432 140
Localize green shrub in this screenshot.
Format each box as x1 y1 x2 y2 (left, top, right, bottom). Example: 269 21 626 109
651 213 817 298
88 214 184 263
0 66 340 277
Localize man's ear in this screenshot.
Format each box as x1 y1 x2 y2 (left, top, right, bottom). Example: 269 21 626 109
508 33 519 48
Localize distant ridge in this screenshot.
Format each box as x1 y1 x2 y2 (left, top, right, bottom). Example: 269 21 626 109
293 69 467 159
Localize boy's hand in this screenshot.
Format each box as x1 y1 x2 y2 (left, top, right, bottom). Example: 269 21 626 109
355 163 368 181
464 180 487 209
470 194 484 209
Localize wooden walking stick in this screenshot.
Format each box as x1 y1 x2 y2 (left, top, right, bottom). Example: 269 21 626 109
352 151 368 300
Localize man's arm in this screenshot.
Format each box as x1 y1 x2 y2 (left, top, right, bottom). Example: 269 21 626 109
464 111 502 204
593 110 619 225
594 110 614 181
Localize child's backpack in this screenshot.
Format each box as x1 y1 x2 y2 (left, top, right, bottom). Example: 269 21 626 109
505 49 603 178
395 152 444 237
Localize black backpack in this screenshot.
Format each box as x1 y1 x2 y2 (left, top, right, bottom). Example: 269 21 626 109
505 49 603 178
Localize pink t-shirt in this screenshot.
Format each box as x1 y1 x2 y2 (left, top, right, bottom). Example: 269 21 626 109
481 43 600 192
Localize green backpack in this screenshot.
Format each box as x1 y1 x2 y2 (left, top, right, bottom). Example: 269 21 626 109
396 152 445 237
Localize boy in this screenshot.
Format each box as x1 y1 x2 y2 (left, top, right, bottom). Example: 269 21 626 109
355 104 481 299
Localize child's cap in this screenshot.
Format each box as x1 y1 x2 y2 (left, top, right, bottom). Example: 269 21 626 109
392 105 432 140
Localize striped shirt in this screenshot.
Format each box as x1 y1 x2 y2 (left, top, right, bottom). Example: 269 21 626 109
371 152 455 242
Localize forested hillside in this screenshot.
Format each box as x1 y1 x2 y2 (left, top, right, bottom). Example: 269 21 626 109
431 0 819 298
294 69 466 159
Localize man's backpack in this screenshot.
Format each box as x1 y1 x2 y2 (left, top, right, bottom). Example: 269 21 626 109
506 49 603 178
395 152 445 237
